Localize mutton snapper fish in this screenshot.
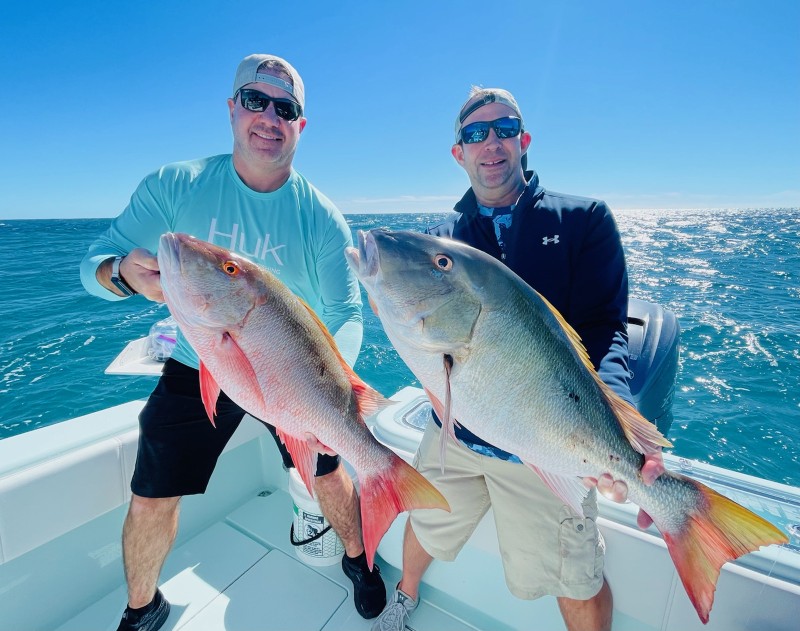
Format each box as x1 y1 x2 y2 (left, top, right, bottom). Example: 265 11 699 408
345 228 787 624
158 232 449 569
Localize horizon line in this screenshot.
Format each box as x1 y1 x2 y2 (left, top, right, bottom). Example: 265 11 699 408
2 206 800 222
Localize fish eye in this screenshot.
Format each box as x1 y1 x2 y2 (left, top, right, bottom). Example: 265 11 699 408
222 260 241 276
433 254 453 271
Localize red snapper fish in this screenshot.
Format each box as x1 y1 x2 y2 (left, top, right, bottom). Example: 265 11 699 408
158 232 449 568
345 228 788 623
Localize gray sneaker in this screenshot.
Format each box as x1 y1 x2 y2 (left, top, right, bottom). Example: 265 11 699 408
371 585 418 631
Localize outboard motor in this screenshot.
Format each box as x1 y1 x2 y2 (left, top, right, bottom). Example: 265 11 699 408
626 298 680 435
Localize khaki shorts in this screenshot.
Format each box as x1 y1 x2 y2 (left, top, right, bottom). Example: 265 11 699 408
409 422 604 601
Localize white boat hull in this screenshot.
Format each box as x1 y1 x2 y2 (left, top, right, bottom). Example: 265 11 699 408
0 389 798 630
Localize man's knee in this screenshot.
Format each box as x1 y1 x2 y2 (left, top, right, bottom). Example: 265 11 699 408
312 465 359 527
313 463 354 495
128 494 181 519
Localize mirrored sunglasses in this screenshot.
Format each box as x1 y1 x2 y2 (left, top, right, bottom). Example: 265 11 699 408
237 89 302 121
460 116 522 144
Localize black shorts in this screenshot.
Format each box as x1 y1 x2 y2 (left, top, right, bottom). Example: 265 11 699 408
131 359 341 498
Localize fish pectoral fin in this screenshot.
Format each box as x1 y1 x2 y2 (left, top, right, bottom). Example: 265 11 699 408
424 387 458 473
199 361 220 427
216 331 266 409
525 464 588 517
424 387 446 425
442 354 455 436
277 429 317 497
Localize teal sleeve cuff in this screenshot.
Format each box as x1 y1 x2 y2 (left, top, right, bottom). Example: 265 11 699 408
332 320 363 368
79 253 128 301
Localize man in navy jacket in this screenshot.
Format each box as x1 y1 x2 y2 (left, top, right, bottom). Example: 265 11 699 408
372 87 663 631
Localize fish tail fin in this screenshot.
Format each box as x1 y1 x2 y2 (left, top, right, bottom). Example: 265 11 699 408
358 453 450 570
660 478 788 624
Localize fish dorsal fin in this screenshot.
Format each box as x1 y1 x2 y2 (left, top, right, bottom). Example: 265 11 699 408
537 292 672 455
537 291 593 369
297 298 392 421
603 386 673 454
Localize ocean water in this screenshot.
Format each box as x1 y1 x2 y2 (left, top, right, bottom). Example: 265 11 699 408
1 210 798 487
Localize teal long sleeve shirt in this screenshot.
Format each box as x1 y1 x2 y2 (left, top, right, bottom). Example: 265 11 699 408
81 155 363 367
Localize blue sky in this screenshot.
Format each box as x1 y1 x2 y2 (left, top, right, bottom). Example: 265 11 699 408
1 0 798 219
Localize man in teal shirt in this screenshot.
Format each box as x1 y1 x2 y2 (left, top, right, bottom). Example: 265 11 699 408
81 54 386 631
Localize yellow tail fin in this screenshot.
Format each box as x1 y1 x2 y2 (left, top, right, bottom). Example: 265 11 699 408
662 478 788 623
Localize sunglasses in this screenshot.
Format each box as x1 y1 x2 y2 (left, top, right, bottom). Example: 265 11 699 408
237 89 302 121
459 116 522 144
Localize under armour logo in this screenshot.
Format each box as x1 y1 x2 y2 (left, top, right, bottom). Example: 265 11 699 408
542 235 560 245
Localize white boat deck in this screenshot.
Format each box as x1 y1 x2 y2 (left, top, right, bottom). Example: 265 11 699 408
42 493 631 631
58 493 382 631
53 488 496 631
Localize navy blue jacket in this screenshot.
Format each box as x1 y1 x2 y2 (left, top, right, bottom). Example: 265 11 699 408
428 171 632 454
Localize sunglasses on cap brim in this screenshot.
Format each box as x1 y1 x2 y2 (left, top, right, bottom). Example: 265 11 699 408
237 89 302 121
459 116 522 144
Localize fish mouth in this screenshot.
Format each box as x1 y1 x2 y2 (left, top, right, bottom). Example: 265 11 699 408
157 233 211 329
157 233 180 287
157 233 188 315
346 230 380 279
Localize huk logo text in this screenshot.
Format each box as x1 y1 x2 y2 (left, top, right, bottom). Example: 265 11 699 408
207 219 286 265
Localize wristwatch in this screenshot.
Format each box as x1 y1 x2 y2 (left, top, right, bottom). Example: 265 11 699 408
110 256 137 297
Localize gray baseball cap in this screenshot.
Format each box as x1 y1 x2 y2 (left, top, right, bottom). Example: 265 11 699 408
232 54 305 110
454 88 523 143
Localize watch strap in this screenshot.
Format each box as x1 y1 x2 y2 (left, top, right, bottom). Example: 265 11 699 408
110 256 136 297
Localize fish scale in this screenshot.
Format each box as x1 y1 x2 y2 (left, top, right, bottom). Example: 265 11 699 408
440 284 638 480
